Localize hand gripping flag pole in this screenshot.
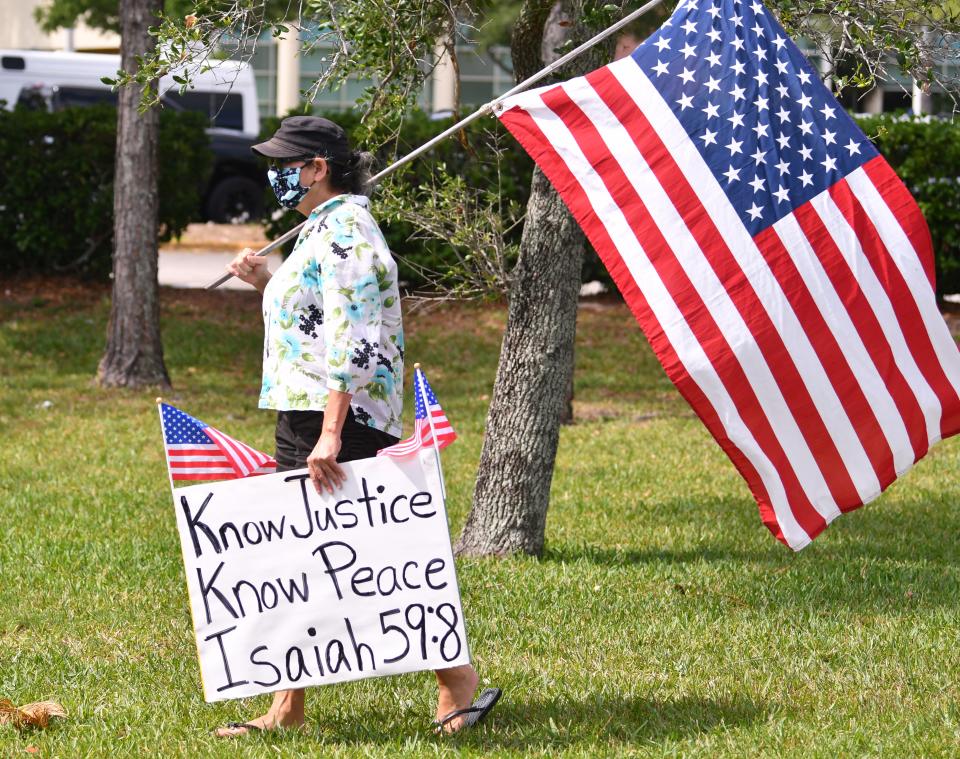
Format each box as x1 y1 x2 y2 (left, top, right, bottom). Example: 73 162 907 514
204 0 667 290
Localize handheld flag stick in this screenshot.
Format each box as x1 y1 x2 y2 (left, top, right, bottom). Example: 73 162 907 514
415 363 448 501
204 0 667 290
156 397 176 496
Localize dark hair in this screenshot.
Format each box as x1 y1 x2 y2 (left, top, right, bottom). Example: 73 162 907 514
326 150 376 196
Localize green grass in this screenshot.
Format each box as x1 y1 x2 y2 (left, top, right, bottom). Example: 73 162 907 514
1 282 959 758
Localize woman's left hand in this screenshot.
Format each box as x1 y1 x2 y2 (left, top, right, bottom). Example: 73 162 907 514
307 430 346 494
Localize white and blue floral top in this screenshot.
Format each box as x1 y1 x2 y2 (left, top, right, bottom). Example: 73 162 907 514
259 194 404 438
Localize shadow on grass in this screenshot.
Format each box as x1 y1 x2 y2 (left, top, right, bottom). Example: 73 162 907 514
482 693 767 749
545 488 960 569
542 542 780 567
310 693 767 750
538 493 960 614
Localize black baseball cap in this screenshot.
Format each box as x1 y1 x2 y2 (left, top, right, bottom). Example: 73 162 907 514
251 115 350 162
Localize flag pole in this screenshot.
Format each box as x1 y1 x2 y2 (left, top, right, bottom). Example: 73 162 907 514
204 0 668 290
415 363 448 502
156 398 176 496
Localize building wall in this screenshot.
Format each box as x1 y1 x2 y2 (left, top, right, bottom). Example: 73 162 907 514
248 32 514 118
0 0 118 52
0 0 947 119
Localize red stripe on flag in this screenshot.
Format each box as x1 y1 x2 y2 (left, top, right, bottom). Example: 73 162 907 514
579 68 866 512
791 202 929 462
378 419 427 457
168 460 232 469
540 81 834 538
829 177 960 439
206 427 251 476
861 157 935 290
234 439 271 471
498 101 795 546
753 225 897 496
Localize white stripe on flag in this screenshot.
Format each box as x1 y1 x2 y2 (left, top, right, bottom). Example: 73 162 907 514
568 72 880 509
810 191 943 444
172 467 236 474
846 168 960 400
234 439 269 470
601 61 886 514
597 69 890 505
771 212 915 474
512 83 809 548
206 427 252 475
168 456 231 463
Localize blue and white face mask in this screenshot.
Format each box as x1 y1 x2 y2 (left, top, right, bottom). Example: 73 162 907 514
268 165 310 209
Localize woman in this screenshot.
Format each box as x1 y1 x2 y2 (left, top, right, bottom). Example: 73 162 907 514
217 116 497 737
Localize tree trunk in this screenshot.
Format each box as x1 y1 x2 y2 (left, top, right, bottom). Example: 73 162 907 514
456 166 585 556
97 0 169 389
456 1 608 557
543 0 577 429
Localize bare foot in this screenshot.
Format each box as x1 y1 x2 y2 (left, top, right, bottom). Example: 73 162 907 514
434 664 480 733
215 689 306 738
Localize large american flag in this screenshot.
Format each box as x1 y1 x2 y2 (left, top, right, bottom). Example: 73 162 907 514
496 0 960 549
378 367 457 457
159 402 276 481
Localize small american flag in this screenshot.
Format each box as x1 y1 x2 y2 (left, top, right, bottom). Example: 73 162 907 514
495 0 960 549
378 367 456 458
159 402 276 481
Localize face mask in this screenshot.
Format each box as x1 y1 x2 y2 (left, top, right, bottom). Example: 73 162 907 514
268 165 310 209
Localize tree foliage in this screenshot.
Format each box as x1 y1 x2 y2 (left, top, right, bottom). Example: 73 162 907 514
258 107 531 298
35 0 195 34
769 0 960 105
90 0 958 303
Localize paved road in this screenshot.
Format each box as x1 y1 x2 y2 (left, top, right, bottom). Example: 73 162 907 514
158 249 283 290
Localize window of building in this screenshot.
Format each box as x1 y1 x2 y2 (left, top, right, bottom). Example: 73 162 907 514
242 34 512 116
250 40 277 118
457 45 513 106
54 86 117 108
161 90 244 130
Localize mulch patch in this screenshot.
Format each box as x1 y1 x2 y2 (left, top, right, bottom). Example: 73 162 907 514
2 276 111 310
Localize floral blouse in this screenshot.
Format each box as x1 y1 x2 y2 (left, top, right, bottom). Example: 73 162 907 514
259 194 404 438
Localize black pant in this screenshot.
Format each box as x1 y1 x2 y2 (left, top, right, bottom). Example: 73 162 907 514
274 409 399 472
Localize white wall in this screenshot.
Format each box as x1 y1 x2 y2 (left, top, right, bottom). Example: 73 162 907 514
0 0 118 51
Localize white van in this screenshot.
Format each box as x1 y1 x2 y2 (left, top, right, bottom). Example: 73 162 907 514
0 49 260 136
0 50 267 221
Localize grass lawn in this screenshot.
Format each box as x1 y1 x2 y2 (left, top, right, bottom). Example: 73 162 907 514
1 279 959 758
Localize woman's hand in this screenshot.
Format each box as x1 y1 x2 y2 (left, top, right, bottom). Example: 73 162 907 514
307 430 346 495
227 248 272 292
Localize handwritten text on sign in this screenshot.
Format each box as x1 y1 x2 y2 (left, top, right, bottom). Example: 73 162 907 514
171 450 470 702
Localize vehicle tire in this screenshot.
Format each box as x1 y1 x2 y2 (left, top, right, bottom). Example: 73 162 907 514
204 175 264 223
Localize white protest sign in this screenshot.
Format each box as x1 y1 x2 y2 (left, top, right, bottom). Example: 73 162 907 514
170 449 471 702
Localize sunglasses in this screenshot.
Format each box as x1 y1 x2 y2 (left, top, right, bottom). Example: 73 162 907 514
269 156 331 171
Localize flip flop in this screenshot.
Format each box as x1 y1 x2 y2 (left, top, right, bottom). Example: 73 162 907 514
214 721 262 737
433 687 502 734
